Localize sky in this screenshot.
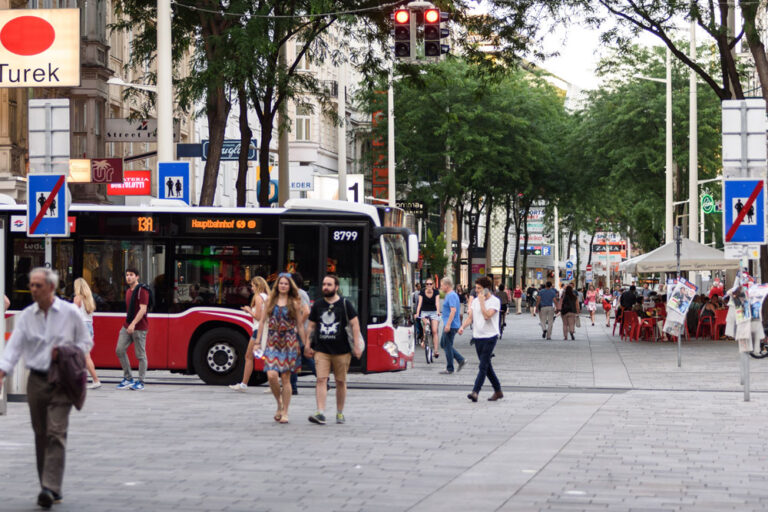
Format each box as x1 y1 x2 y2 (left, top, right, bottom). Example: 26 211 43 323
539 21 604 91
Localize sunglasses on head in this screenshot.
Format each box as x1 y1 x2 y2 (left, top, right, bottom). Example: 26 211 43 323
278 272 291 278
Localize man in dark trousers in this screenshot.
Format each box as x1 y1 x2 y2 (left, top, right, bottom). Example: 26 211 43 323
0 268 91 508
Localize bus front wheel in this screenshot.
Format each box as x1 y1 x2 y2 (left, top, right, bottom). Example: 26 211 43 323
193 327 247 385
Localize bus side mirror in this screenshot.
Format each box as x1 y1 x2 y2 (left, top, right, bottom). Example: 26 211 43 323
408 233 419 263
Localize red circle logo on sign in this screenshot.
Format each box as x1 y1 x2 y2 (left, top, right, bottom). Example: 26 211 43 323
0 16 55 56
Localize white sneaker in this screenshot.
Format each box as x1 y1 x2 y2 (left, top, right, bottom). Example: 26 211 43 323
228 383 247 392
87 381 102 390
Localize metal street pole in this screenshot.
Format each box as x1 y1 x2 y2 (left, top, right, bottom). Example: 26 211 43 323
666 46 674 244
554 206 560 289
337 62 347 201
688 20 698 242
388 73 396 207
278 44 290 207
157 0 174 171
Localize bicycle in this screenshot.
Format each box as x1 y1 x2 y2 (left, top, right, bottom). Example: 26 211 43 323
422 318 434 364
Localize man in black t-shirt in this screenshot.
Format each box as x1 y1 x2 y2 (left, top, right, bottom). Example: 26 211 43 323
304 275 363 425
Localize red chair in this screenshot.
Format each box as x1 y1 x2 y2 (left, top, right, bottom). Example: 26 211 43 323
613 310 623 336
638 316 658 341
713 308 728 340
621 311 640 341
696 310 716 339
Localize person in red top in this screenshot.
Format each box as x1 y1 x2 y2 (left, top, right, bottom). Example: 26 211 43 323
513 285 523 314
115 268 149 390
708 279 724 300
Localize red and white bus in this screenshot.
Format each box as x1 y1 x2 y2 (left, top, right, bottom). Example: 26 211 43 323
3 199 417 384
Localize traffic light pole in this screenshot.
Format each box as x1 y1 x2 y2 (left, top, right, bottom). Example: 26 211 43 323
388 73 396 207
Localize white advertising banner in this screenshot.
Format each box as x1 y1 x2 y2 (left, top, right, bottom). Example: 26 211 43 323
0 9 80 87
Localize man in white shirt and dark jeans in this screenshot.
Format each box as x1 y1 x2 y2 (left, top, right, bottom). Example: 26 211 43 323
459 276 503 402
0 268 92 509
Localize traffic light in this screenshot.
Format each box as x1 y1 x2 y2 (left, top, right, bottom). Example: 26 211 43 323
423 8 449 57
392 9 412 59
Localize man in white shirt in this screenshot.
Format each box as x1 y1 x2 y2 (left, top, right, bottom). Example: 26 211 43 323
458 276 503 402
0 268 92 509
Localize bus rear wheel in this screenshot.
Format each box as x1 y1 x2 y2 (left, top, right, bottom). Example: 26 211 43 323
193 327 247 385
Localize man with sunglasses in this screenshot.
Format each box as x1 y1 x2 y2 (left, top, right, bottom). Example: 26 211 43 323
305 275 364 425
0 268 92 509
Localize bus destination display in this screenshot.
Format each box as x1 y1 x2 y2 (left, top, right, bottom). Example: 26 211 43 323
187 217 261 234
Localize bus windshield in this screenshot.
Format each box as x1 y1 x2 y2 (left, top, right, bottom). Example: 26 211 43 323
383 234 413 326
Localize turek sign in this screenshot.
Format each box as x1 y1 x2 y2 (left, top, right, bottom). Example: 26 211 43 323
0 9 80 87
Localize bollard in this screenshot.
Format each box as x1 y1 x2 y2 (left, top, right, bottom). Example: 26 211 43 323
742 352 751 402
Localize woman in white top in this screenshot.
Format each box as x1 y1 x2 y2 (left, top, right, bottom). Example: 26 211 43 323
73 277 101 389
458 276 503 402
229 276 270 391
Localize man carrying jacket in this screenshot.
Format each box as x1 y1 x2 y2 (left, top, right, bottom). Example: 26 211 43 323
0 268 91 509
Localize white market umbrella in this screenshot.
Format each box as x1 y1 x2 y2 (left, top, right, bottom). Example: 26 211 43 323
619 238 740 273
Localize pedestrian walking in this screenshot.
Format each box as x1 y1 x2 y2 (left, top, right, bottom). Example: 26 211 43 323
560 285 580 340
459 276 502 402
602 287 612 327
585 284 598 326
115 268 149 390
438 277 465 375
495 284 509 334
536 281 559 340
513 285 523 314
229 276 270 392
253 273 306 423
411 282 423 345
73 278 101 389
305 275 364 425
526 285 537 316
0 268 92 509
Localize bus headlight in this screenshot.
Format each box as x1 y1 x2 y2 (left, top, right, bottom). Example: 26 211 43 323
382 341 398 357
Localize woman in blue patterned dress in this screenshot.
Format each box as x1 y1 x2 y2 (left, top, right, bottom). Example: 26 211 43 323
254 273 306 423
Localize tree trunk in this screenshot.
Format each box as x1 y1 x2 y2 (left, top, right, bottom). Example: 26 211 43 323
257 111 275 207
455 202 464 286
235 86 252 207
575 235 581 288
199 85 231 205
484 196 493 279
522 203 531 285
501 194 512 285
512 196 523 288
586 231 597 266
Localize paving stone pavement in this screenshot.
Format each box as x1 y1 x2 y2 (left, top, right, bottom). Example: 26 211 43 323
2 313 768 511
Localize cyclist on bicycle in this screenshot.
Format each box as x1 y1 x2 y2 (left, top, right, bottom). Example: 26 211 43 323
415 279 440 360
411 282 423 344
495 284 509 336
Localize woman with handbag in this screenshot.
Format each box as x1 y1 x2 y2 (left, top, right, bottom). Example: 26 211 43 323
229 276 270 392
560 285 580 340
254 274 306 423
601 287 612 327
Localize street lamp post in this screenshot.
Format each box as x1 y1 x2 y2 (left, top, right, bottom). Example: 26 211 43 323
634 47 673 244
157 0 173 163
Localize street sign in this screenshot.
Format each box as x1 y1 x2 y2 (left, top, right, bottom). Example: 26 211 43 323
536 271 543 280
28 98 70 174
565 261 574 269
0 9 80 87
585 271 594 283
158 161 190 204
586 264 592 272
701 193 715 214
725 244 761 260
723 178 766 243
107 170 151 196
565 270 573 281
201 139 258 161
27 174 68 237
722 99 767 175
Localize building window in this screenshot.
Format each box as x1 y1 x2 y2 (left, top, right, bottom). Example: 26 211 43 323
295 105 310 141
295 40 309 71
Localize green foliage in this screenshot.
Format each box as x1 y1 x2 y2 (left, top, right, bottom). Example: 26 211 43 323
423 229 449 278
560 44 722 251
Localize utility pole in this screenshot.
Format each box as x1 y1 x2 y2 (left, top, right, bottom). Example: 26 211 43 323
278 43 290 206
665 47 674 244
156 0 174 194
337 62 347 201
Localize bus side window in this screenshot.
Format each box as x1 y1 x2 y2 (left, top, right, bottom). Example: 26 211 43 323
369 240 387 324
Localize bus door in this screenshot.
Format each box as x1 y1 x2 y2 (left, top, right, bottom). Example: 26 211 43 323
279 221 370 367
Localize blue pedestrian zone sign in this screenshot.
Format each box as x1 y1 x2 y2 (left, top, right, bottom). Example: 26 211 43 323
27 174 68 237
723 178 766 244
158 162 190 204
565 270 573 281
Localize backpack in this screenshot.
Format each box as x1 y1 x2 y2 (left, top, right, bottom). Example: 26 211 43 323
127 283 154 323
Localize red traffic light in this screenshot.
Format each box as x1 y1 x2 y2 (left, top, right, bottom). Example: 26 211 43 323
394 9 410 24
424 9 439 24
